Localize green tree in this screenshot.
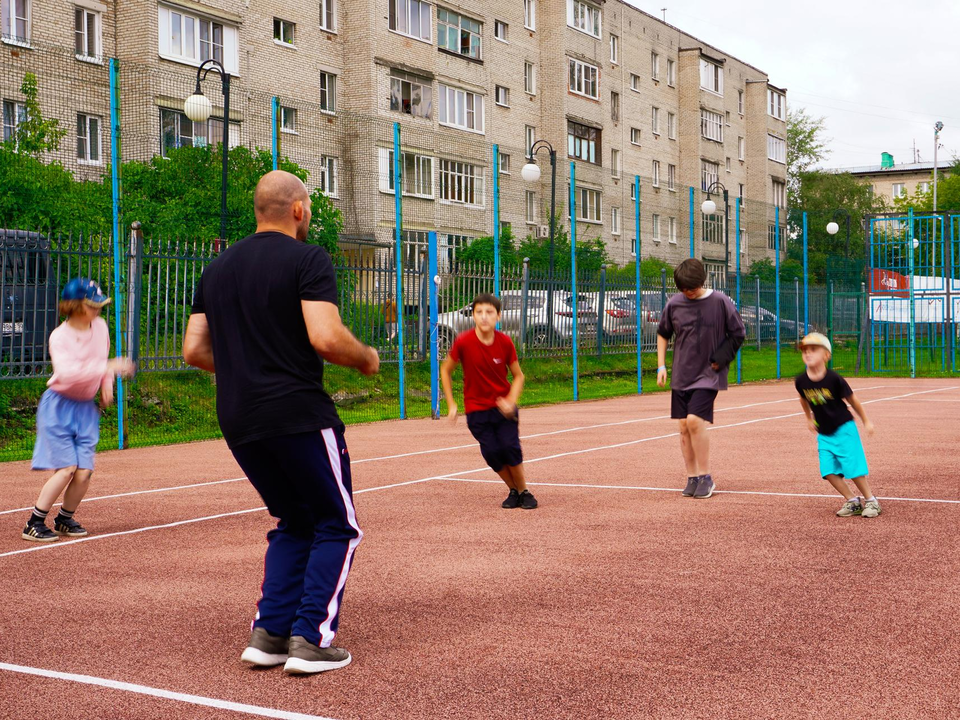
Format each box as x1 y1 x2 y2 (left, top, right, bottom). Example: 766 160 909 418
894 160 960 213
455 225 520 266
787 107 829 194
746 257 804 283
5 73 67 156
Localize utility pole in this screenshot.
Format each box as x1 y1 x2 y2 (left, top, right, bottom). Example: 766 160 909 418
661 8 667 21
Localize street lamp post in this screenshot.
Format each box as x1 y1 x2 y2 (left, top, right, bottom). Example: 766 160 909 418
184 59 232 245
522 140 558 344
701 182 729 285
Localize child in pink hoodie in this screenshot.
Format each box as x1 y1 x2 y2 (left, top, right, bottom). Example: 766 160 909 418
22 278 134 542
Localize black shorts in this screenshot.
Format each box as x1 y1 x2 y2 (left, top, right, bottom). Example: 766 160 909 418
466 407 523 472
671 389 719 423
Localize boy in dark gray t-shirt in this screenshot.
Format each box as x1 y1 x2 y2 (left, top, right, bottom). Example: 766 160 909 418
657 259 745 499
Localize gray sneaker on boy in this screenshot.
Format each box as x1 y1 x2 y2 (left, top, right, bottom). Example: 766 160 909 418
861 499 882 518
682 477 699 497
836 498 863 517
693 474 715 499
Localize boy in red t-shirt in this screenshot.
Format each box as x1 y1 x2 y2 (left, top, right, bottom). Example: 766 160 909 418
441 293 536 510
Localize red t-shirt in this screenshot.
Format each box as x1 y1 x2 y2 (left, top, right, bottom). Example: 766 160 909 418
449 329 518 414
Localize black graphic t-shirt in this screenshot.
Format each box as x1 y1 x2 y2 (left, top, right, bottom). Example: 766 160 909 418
794 369 854 436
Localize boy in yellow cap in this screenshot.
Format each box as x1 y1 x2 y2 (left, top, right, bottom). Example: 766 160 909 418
795 333 879 518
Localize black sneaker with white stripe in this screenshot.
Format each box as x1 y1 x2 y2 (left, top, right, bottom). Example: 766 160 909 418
54 516 89 537
22 521 58 543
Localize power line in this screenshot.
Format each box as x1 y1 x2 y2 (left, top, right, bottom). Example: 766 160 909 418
791 90 960 124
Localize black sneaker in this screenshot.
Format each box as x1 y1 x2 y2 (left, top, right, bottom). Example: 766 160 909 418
502 489 521 509
519 490 538 510
54 516 89 537
693 474 716 499
682 476 699 497
22 522 58 543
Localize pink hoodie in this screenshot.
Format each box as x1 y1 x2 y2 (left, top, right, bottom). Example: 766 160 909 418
46 316 115 403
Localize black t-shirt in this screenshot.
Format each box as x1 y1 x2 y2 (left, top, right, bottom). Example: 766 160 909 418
191 232 340 447
794 369 854 436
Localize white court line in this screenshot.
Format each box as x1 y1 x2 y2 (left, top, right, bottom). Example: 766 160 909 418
437 476 960 505
0 662 339 720
0 476 446 559
0 384 894 517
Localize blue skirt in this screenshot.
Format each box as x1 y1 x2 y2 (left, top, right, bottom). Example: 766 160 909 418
32 389 100 471
817 420 868 479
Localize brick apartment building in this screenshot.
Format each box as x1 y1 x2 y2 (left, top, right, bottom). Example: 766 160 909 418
1 0 788 276
828 152 953 209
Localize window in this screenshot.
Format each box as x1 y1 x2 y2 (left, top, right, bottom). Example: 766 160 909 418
567 120 600 164
652 160 660 187
320 0 336 32
280 106 297 133
701 108 723 142
667 164 675 191
768 89 785 120
739 183 745 202
438 8 481 60
158 6 237 72
379 148 435 198
75 7 100 60
773 180 785 207
438 84 484 133
499 153 510 174
651 51 660 81
524 0 535 30
319 156 338 197
738 136 745 161
575 187 602 222
76 113 100 164
767 224 786 251
568 58 599 99
703 214 724 245
568 0 601 38
921 181 930 193
738 90 744 115
524 62 536 94
630 127 641 146
725 157 731 172
494 19 507 41
699 58 723 95
701 160 719 192
525 190 536 223
611 91 619 122
667 112 676 140
390 73 433 118
668 216 677 244
320 72 337 113
2 0 29 43
274 18 295 46
667 59 676 87
159 108 239 157
891 183 906 199
610 34 619 64
389 0 431 42
652 214 660 241
611 148 620 178
651 106 660 134
739 228 747 253
525 125 535 158
630 73 641 92
440 234 471 269
704 261 724 288
495 85 510 107
439 158 484 206
767 134 785 163
611 207 621 235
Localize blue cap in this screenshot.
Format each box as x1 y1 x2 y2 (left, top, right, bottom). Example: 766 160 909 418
61 278 112 307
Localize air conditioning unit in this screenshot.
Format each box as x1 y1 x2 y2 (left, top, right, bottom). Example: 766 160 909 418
538 225 550 238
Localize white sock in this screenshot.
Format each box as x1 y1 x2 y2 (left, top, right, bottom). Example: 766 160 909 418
865 496 876 503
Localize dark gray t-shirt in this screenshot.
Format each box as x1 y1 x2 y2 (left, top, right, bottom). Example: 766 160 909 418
657 290 746 391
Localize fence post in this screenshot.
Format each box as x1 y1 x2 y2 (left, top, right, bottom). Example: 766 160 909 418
775 205 781 379
393 122 406 419
908 207 916 378
520 257 530 356
271 97 279 170
597 264 606 356
661 267 667 310
735 198 742 384
418 252 427 360
635 174 642 394
570 162 579 402
756 276 761 351
688 186 695 258
794 278 800 344
803 212 809 334
827 280 834 369
109 57 125 450
124 222 143 450
428 231 439 419
493 144 500 299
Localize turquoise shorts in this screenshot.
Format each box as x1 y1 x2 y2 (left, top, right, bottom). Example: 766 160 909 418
817 420 868 479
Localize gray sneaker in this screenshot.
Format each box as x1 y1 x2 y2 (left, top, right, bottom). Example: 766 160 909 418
862 499 882 518
682 477 699 497
283 636 352 675
693 474 715 499
240 627 289 667
836 499 863 517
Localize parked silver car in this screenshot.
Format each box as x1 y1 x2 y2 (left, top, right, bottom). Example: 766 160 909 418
582 291 663 347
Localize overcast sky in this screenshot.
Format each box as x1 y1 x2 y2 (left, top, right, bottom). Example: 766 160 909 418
625 0 960 170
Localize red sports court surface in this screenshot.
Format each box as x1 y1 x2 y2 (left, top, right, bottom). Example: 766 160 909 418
1 379 959 719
